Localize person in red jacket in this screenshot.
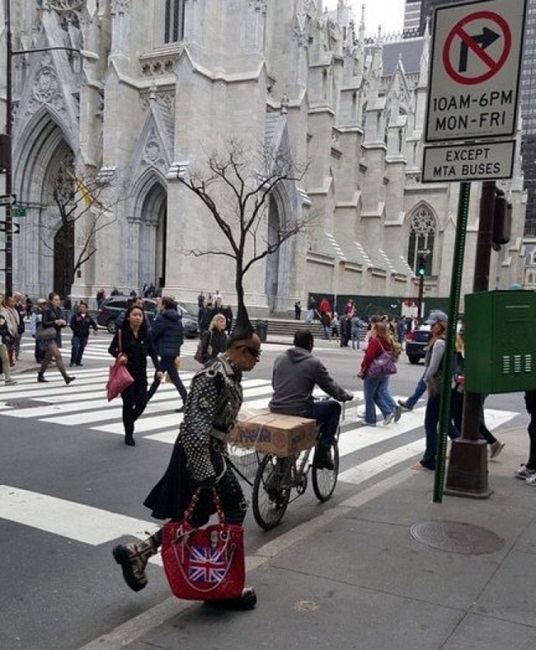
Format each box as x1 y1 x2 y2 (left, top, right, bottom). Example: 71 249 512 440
318 296 331 316
358 321 401 426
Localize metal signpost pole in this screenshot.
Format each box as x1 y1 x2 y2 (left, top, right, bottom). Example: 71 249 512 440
433 182 471 503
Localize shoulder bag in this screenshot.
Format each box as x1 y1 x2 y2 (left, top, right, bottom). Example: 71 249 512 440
161 488 245 601
367 340 397 377
106 330 134 401
36 322 56 341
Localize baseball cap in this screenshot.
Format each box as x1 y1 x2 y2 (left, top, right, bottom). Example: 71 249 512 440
37 298 47 304
425 310 448 325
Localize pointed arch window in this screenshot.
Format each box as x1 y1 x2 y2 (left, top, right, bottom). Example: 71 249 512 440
407 206 436 275
164 0 185 43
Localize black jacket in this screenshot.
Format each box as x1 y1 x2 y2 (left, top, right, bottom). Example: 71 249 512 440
201 329 227 363
109 325 161 379
70 313 98 338
151 309 183 358
42 306 65 347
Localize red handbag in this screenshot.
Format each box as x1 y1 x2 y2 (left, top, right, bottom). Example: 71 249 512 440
161 489 245 601
106 330 134 401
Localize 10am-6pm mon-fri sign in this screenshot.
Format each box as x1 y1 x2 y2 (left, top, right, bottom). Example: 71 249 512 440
425 0 527 144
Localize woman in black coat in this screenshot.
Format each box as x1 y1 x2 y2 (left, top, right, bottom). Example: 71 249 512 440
200 313 228 364
109 305 163 446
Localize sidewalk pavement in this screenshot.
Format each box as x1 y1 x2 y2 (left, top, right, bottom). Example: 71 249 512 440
83 425 536 650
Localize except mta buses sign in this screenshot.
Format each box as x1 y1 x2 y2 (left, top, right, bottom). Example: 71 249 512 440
425 0 527 143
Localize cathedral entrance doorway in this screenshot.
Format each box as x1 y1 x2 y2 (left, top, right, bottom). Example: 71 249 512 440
139 182 167 291
265 194 281 311
53 220 74 298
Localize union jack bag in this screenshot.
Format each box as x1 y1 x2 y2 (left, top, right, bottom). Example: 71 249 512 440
161 489 245 601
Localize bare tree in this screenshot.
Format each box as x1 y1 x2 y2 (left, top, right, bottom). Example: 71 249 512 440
39 155 121 297
178 139 311 312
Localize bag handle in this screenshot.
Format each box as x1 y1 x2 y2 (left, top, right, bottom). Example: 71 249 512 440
183 488 225 526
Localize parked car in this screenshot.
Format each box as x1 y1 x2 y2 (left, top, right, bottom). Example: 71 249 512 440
405 325 431 364
97 297 198 338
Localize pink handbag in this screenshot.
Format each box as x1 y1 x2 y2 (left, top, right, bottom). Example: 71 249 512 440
106 330 134 401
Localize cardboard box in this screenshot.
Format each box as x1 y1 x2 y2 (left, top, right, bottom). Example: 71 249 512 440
229 409 317 457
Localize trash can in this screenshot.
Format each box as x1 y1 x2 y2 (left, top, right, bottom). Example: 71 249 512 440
255 319 268 342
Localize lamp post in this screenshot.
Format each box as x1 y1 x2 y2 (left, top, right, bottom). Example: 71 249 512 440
2 0 13 295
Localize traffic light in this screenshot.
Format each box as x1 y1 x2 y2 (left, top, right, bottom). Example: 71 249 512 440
417 255 426 277
492 188 512 250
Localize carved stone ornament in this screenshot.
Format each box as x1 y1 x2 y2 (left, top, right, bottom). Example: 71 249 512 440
111 0 130 15
140 55 179 77
410 208 435 235
249 0 267 12
145 140 161 164
28 58 66 116
49 0 85 10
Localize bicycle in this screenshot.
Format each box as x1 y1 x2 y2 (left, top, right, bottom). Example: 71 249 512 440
248 425 340 530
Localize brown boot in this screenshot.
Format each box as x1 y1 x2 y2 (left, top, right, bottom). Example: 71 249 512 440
112 536 158 591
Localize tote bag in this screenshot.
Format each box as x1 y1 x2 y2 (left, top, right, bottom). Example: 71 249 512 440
106 330 134 401
161 489 245 601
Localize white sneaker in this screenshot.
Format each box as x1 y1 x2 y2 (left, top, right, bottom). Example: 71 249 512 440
4 378 17 386
526 475 536 486
514 465 536 480
489 441 505 459
383 412 395 425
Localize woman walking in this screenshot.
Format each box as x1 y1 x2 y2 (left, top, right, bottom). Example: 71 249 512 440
199 313 228 364
417 311 459 471
108 304 163 446
358 321 401 426
37 293 75 384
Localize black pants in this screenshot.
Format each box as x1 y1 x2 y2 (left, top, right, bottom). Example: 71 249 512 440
121 379 147 436
452 392 497 445
527 414 536 470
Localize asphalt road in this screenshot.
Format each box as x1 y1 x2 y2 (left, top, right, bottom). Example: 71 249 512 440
0 333 527 649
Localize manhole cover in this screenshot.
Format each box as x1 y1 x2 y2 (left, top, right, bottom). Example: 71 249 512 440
6 400 53 409
410 520 504 555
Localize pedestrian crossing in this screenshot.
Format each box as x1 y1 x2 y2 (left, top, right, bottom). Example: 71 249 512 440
0 366 521 557
0 365 519 485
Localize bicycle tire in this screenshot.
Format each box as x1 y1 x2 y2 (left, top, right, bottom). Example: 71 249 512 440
252 454 292 530
312 440 339 502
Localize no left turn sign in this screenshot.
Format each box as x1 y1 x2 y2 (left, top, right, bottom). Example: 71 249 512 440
425 0 527 143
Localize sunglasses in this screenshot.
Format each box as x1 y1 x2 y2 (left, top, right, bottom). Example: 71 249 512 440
240 345 261 360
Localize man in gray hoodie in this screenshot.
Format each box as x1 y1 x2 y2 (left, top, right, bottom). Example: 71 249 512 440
269 330 353 469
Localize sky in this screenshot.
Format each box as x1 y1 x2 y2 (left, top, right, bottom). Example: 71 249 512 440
324 0 406 36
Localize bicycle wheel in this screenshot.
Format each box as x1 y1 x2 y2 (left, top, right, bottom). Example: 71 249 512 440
252 455 292 530
312 440 339 502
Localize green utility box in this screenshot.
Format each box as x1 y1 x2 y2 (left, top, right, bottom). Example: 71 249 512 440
465 290 536 394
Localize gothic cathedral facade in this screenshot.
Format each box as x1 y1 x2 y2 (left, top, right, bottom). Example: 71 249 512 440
1 0 526 311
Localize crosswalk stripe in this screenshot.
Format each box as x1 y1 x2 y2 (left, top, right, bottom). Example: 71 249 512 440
0 485 153 545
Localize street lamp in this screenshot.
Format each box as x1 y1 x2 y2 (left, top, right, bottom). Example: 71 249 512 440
1 0 81 295
1 0 13 295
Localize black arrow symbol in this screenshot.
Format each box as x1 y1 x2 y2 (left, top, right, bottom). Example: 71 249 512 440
459 27 501 73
